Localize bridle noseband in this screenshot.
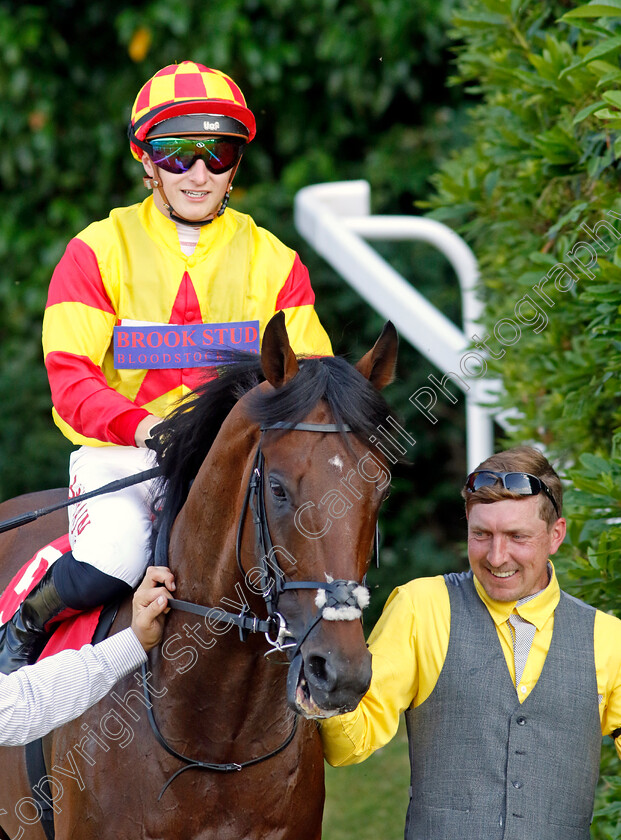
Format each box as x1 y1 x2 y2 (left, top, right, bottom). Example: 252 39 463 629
145 419 377 797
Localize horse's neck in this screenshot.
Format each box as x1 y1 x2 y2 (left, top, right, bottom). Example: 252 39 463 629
154 424 290 739
168 419 257 605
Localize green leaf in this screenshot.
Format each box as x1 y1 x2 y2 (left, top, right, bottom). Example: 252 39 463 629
594 107 621 122
562 5 621 19
451 11 508 26
573 101 606 123
586 547 601 570
579 452 615 473
559 36 621 79
596 70 621 86
602 89 621 108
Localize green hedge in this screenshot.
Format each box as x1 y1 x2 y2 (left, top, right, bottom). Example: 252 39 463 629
426 2 621 834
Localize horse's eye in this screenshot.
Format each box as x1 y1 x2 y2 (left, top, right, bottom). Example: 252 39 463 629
269 479 287 501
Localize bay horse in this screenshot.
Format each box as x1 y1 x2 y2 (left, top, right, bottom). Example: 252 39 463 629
0 312 398 839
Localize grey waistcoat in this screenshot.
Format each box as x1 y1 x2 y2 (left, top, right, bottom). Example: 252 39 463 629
404 570 601 840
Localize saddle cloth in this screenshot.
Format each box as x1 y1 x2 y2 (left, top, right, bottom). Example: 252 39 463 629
0 535 103 659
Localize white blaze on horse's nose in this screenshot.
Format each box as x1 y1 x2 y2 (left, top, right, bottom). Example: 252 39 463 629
328 455 344 471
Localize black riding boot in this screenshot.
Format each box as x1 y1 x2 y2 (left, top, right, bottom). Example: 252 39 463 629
0 552 133 675
0 566 70 675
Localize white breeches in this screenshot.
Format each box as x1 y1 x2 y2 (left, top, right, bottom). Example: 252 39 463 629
68 446 159 587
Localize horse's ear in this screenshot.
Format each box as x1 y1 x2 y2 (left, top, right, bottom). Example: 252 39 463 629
261 311 300 388
355 321 398 391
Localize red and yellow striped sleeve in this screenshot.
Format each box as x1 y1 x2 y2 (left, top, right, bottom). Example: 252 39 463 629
42 238 149 447
275 253 332 358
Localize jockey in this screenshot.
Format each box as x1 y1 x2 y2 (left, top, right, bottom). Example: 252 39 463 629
0 61 332 674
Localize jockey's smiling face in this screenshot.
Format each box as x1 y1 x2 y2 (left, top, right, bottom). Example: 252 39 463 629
142 153 231 224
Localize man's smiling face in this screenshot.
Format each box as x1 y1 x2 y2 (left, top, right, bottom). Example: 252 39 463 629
467 495 566 602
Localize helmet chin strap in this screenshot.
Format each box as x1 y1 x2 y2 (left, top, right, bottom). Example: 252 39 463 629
143 159 241 227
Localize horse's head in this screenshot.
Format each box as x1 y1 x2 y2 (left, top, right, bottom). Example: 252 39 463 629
156 313 398 722
243 312 398 718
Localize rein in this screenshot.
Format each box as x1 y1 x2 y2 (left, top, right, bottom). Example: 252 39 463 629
144 420 375 797
0 467 162 534
140 660 299 799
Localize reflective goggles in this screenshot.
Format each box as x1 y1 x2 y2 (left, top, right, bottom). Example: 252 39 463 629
145 136 245 175
465 470 560 517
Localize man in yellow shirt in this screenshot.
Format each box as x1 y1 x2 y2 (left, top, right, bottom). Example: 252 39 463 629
321 445 621 840
0 61 331 675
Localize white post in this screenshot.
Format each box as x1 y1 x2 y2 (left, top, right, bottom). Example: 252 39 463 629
295 180 503 469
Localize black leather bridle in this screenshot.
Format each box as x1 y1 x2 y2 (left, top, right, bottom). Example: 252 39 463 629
144 420 377 797
235 421 376 659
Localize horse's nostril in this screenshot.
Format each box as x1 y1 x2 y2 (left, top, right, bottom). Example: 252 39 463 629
305 654 337 691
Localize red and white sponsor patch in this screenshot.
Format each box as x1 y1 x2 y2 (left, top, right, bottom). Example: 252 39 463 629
0 535 70 627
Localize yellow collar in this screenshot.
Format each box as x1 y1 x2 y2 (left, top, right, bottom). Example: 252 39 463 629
473 562 560 631
139 194 233 260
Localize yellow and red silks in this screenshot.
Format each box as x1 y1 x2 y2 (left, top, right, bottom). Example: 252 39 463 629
43 196 332 447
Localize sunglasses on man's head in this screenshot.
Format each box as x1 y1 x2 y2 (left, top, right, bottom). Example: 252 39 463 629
465 470 560 518
145 137 246 175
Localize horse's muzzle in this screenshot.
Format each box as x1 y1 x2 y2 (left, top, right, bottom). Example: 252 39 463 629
286 648 372 719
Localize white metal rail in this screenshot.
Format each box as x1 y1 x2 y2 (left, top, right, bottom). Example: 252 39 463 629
294 180 504 469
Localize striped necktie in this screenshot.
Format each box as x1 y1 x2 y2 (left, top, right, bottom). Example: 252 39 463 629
508 611 536 687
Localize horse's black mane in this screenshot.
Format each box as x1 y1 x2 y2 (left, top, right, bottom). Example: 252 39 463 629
151 351 397 532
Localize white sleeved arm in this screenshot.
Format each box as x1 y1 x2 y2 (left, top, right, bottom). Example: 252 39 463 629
0 628 147 746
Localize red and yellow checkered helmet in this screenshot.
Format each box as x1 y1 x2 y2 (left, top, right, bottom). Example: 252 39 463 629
128 61 256 161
